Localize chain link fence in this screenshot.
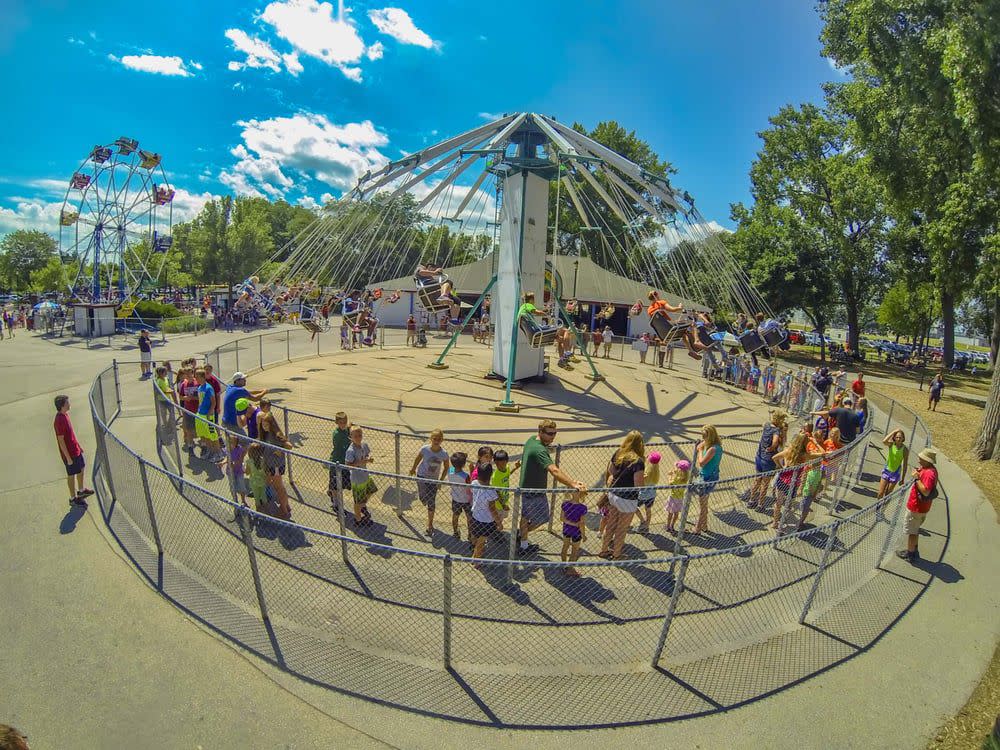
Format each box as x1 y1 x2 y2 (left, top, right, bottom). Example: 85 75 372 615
88 328 936 725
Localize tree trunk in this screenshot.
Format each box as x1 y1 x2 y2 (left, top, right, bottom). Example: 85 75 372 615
845 301 860 353
942 289 956 367
972 362 1000 460
991 295 1000 367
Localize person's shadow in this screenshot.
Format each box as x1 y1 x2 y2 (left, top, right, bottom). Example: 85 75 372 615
60 504 87 534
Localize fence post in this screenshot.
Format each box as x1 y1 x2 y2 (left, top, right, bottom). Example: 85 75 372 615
171 401 185 477
884 400 896 434
507 489 522 584
798 520 840 623
547 445 562 534
394 431 403 517
650 557 689 666
442 554 453 668
672 444 700 559
779 465 802 532
852 433 872 487
112 359 122 416
282 409 293 486
138 460 164 558
259 334 263 369
236 506 271 624
235 340 240 373
908 417 918 453
286 329 290 361
876 486 908 569
334 465 350 562
153 381 163 451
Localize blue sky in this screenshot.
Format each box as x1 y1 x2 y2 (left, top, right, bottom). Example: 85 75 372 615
0 0 840 237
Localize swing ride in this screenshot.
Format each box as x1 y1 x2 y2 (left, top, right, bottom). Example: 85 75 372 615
239 113 786 407
58 137 174 303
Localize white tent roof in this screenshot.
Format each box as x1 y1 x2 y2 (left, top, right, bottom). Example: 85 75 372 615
368 253 709 311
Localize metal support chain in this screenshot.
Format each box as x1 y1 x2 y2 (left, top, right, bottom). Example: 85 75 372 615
138 460 164 558
547 445 562 534
798 520 841 624
442 554 453 668
334 466 350 561
394 431 403 517
237 506 271 624
507 489 522 583
650 557 689 666
112 359 122 416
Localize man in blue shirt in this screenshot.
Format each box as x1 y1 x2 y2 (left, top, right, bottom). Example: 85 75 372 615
220 371 268 447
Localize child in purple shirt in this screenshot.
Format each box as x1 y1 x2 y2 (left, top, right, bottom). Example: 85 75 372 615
560 490 589 578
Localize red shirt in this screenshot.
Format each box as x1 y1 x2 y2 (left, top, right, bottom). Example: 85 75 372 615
852 379 865 398
54 412 82 458
647 299 669 318
907 467 938 514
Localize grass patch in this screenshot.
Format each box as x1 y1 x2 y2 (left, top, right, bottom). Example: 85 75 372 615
870 383 1000 750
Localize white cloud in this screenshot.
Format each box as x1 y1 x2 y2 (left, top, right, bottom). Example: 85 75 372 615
190 60 203 70
225 28 283 72
368 8 436 49
282 51 304 75
826 56 848 77
110 53 199 77
365 41 384 60
170 187 219 223
0 197 63 236
477 111 501 121
220 113 391 197
67 37 85 45
261 0 367 81
219 144 294 198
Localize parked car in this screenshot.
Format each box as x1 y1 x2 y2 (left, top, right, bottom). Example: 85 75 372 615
788 330 805 345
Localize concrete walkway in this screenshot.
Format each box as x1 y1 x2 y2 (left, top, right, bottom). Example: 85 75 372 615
1 327 998 748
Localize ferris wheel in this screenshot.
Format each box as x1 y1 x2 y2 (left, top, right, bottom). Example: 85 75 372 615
58 137 174 302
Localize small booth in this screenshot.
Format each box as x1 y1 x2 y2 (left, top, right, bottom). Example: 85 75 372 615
73 303 117 337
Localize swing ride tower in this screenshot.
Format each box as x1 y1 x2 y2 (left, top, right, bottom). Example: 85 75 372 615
251 112 779 411
491 119 556 389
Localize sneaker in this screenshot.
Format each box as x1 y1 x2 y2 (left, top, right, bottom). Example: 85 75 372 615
77 488 95 498
70 496 88 508
895 549 917 561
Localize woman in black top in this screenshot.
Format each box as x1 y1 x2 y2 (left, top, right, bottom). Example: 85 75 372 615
598 430 645 560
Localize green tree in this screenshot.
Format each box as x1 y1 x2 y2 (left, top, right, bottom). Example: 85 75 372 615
0 230 57 290
28 256 75 293
727 202 839 359
729 102 888 352
877 280 939 345
819 0 997 367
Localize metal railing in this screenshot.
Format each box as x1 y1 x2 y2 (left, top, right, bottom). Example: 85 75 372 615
88 329 935 727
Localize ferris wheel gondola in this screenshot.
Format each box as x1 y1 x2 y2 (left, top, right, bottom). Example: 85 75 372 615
58 137 174 303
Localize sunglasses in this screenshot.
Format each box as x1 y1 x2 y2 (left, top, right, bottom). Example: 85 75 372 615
542 430 557 436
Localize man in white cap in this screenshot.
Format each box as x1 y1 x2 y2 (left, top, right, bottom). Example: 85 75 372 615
221 371 268 446
897 448 939 562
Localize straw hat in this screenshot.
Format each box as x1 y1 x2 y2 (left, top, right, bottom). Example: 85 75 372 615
917 448 937 466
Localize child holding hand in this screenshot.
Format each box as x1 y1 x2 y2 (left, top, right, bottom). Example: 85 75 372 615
560 489 588 577
665 459 690 533
635 451 661 532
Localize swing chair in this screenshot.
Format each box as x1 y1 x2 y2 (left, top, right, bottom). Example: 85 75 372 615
414 274 454 312
518 315 559 348
649 311 692 343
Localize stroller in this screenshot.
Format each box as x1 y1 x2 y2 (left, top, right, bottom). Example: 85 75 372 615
415 327 428 347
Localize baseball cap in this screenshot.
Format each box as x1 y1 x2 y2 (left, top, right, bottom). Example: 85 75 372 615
231 371 247 381
235 397 250 413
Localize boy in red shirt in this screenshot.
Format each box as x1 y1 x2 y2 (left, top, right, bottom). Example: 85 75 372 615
54 394 94 507
851 372 866 402
897 448 939 562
